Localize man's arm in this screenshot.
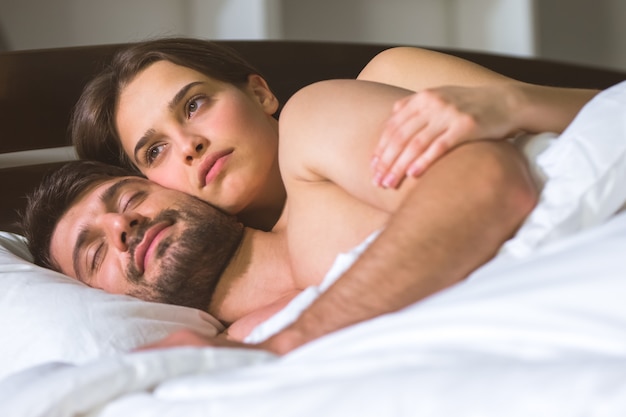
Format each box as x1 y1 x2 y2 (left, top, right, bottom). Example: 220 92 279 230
263 79 537 354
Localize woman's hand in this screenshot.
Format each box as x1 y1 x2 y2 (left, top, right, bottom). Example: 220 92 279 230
371 84 523 188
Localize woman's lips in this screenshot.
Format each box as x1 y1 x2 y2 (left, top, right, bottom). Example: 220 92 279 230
134 223 171 275
199 149 233 187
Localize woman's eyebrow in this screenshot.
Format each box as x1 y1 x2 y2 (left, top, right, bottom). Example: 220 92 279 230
134 129 156 163
168 81 203 112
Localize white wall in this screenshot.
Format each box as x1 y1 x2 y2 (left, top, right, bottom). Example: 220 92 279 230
0 0 624 71
0 0 278 51
0 0 187 50
186 0 282 40
280 0 535 57
535 0 626 71
281 0 450 48
450 0 536 56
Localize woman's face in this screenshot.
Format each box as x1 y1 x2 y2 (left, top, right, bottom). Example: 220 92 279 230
115 60 280 216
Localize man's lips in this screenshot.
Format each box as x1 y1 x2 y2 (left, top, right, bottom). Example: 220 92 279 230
133 222 171 275
198 149 233 187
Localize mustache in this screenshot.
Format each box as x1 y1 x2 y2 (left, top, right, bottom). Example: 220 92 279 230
126 209 179 284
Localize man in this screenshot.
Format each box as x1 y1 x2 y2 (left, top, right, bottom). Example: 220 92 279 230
23 79 537 354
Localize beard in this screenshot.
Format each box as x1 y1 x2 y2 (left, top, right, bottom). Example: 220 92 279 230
124 201 243 311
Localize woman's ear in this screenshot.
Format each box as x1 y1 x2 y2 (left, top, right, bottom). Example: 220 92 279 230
247 74 279 114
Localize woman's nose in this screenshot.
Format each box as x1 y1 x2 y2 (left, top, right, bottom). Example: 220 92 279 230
181 135 209 163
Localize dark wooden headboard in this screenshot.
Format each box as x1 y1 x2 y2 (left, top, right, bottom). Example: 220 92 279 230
2 40 626 233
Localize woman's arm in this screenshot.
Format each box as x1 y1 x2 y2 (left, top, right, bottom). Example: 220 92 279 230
358 47 598 188
357 46 513 89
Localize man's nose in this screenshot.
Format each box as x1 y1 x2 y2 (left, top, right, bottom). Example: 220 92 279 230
100 212 143 252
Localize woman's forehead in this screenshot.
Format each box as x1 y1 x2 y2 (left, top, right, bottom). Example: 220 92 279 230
129 60 211 89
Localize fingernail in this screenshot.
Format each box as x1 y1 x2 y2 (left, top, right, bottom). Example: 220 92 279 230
382 173 395 188
408 164 423 177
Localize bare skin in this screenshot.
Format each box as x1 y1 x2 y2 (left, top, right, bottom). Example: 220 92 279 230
142 79 538 353
60 46 594 352
112 46 596 231
115 63 285 231
359 47 598 188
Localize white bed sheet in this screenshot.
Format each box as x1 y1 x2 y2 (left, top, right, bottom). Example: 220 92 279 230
2 209 626 417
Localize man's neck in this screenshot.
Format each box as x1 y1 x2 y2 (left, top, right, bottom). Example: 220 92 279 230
208 227 296 325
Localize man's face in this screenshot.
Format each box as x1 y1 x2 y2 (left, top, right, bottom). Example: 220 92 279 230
50 176 242 310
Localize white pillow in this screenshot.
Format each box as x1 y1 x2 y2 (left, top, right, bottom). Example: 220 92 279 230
0 232 224 381
502 80 626 257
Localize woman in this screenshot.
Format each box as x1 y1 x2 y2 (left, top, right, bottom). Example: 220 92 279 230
71 38 597 230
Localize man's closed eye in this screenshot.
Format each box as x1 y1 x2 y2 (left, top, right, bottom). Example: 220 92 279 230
90 242 106 275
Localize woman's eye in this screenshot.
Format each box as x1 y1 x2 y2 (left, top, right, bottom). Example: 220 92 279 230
188 100 198 115
145 144 165 164
185 95 205 119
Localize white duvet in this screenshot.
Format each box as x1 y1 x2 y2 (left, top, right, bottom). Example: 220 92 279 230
3 209 626 417
2 81 626 417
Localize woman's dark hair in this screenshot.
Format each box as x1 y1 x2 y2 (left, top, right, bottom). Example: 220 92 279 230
20 160 140 270
71 37 261 171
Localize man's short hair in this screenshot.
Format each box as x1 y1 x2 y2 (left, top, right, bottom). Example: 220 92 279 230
20 160 140 270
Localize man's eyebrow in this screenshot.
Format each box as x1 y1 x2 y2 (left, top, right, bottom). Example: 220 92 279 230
133 81 204 163
72 227 89 283
99 177 145 208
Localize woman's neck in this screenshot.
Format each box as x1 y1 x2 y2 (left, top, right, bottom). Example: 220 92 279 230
238 151 287 232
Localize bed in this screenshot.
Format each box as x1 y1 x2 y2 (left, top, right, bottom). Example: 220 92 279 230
1 40 626 416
